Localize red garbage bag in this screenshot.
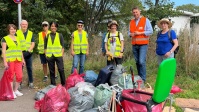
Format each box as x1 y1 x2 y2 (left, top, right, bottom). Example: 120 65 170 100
170 85 182 94
65 69 85 90
0 70 14 101
36 84 70 112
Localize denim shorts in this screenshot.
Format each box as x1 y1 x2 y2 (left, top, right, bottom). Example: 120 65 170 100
39 54 47 64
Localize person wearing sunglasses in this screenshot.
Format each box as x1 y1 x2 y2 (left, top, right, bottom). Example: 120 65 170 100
70 20 89 74
37 21 51 82
44 21 65 86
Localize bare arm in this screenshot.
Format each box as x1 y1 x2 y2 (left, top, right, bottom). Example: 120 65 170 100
28 42 35 52
2 42 8 68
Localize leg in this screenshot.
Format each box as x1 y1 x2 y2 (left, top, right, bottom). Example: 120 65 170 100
132 45 140 75
14 61 23 92
79 54 86 74
55 57 65 86
25 54 33 84
115 58 123 65
138 45 148 82
71 54 80 73
107 56 115 66
39 54 48 77
46 56 56 85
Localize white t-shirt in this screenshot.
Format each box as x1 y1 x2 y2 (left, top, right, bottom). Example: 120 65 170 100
104 31 124 56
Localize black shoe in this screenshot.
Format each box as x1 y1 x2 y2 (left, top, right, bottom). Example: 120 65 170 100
43 77 48 82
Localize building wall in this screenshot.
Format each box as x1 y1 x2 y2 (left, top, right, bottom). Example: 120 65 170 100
170 15 191 35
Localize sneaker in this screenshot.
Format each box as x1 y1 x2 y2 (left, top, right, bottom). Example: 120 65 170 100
15 90 23 96
29 83 34 89
13 92 17 99
55 75 58 80
43 76 48 82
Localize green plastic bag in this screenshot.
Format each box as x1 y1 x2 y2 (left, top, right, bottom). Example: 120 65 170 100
94 84 112 107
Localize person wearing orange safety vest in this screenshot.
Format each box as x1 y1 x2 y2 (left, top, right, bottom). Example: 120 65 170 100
1 24 25 99
71 20 89 74
37 21 51 82
44 21 65 86
16 20 35 89
105 20 124 66
129 7 153 82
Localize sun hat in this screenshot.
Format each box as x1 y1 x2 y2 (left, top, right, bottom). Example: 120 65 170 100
109 20 119 27
107 20 112 27
157 18 172 28
42 21 49 25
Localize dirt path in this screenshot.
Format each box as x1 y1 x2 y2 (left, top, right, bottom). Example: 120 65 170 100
0 68 37 112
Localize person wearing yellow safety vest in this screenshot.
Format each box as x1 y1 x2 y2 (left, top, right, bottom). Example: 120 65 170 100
71 20 89 74
44 21 65 86
105 20 124 65
16 20 35 89
1 24 25 99
37 21 51 82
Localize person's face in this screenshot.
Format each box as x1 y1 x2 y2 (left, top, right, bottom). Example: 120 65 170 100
20 21 28 31
110 24 117 31
132 9 141 20
161 21 169 29
50 23 57 33
77 23 83 30
42 24 49 31
9 26 16 35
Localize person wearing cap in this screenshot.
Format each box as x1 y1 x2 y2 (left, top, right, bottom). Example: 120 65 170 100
156 18 178 65
101 20 112 57
104 20 124 65
70 20 89 74
16 20 35 89
129 7 153 82
37 21 51 82
44 21 65 86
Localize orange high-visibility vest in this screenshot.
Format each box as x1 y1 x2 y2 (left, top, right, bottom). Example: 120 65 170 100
130 17 149 45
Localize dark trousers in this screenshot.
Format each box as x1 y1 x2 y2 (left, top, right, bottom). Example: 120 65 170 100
46 56 65 86
107 57 123 66
23 51 33 83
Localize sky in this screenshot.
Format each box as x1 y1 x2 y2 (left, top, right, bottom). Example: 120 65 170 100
170 0 199 7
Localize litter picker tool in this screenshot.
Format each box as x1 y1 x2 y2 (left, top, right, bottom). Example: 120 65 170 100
130 66 136 94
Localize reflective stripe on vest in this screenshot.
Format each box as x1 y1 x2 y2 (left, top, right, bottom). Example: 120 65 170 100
4 36 22 62
38 31 51 54
46 33 62 57
73 30 88 54
107 31 121 57
16 30 33 52
130 17 149 45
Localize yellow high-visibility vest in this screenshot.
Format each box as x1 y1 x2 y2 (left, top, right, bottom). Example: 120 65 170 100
46 33 62 57
107 31 121 57
73 30 88 54
38 31 51 54
16 30 33 52
3 35 22 62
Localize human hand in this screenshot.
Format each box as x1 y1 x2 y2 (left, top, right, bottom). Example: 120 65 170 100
71 51 75 56
4 62 8 70
119 53 123 58
164 52 171 57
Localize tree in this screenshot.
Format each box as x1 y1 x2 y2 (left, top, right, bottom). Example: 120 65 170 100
142 0 182 28
176 4 199 13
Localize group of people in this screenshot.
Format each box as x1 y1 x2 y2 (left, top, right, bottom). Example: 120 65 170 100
1 20 89 99
1 6 178 99
102 7 178 83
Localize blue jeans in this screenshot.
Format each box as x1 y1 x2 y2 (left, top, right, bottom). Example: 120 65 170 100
71 54 86 74
132 45 148 82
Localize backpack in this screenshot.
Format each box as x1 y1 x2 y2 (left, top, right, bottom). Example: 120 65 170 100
157 30 179 54
101 31 121 54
